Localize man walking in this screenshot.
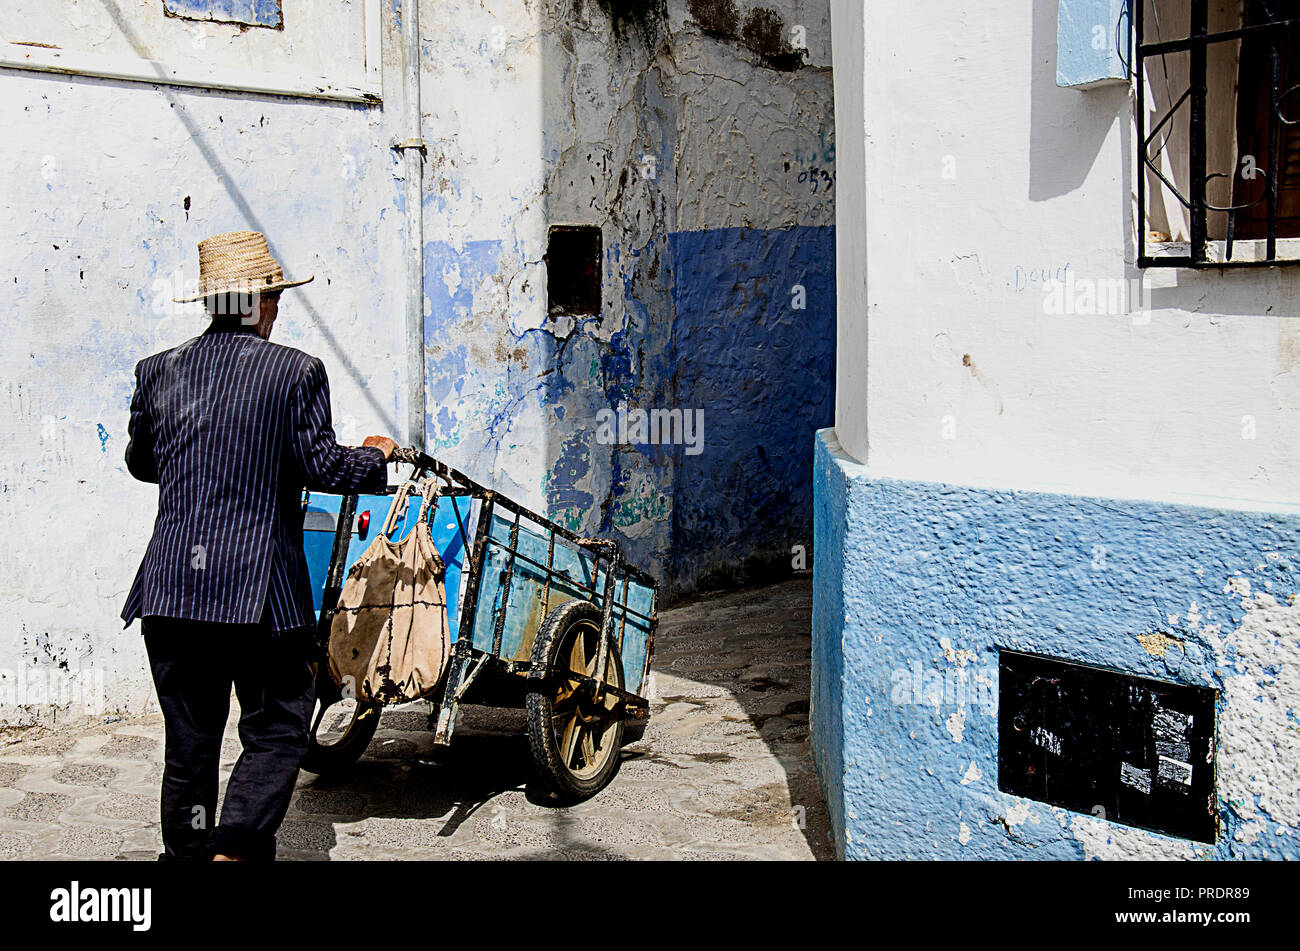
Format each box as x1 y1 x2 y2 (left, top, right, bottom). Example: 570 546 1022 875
122 230 398 861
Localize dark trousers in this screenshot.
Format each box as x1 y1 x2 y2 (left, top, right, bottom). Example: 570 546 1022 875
142 610 315 861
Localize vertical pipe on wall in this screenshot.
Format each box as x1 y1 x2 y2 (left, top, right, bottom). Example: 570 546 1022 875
401 0 426 450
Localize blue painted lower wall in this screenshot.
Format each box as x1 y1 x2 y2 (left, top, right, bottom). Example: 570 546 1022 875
811 425 847 850
813 428 1300 860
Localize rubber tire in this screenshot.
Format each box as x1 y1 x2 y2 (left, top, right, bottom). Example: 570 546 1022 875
622 720 647 745
526 600 625 803
300 664 382 775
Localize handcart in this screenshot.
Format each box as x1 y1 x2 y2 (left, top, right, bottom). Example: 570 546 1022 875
298 447 658 801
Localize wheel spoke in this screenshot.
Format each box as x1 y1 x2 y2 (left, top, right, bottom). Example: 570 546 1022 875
552 690 581 714
567 628 588 680
559 714 581 768
310 703 328 735
536 615 627 783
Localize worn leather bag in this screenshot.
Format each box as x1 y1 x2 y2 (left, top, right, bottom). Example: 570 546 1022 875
328 478 450 704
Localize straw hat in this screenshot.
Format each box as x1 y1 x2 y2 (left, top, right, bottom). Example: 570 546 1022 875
172 230 314 303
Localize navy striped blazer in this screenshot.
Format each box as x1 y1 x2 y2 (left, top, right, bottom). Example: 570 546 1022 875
121 322 388 632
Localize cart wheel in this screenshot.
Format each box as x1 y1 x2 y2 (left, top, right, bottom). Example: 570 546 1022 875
526 601 625 803
301 663 382 775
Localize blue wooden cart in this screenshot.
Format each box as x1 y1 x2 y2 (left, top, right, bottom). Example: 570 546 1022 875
300 448 658 801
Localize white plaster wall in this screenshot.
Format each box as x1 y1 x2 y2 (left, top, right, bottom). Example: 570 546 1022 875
0 0 369 84
0 5 406 731
670 0 835 236
415 0 549 504
833 0 1300 511
414 0 681 514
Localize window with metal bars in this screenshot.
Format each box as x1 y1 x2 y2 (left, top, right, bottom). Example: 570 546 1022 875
1137 0 1300 267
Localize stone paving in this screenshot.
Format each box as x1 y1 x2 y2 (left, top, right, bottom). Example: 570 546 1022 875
0 578 832 860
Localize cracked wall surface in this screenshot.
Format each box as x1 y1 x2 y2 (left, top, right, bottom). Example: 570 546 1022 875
419 0 835 599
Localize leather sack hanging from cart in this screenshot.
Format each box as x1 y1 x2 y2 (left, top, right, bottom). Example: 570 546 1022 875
328 477 450 704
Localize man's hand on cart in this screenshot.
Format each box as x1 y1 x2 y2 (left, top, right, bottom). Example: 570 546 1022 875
362 435 399 460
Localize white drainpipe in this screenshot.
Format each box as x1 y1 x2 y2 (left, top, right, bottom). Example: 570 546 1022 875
394 0 426 450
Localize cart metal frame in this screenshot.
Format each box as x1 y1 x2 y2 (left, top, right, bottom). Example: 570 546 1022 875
312 448 658 750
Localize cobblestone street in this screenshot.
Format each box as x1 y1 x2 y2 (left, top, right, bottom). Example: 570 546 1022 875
0 579 831 860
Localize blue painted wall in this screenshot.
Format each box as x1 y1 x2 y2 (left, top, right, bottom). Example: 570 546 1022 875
420 234 676 586
1057 0 1130 88
813 428 1300 860
669 225 836 592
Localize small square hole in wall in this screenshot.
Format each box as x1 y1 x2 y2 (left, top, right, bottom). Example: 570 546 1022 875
546 226 602 317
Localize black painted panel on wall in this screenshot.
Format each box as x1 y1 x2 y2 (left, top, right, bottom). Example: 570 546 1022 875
998 650 1217 844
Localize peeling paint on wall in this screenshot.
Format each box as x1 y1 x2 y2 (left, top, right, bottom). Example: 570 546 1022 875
418 0 835 601
163 0 284 30
814 429 1300 860
1209 587 1300 836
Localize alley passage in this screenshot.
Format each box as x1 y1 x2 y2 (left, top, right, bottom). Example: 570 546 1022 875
0 579 830 860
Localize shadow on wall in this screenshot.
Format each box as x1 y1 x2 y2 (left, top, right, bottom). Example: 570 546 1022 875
1028 0 1130 202
667 224 835 596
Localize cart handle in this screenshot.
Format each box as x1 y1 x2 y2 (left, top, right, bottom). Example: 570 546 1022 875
576 536 625 566
389 447 434 468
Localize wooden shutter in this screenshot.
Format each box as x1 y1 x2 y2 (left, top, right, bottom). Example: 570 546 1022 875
1231 1 1300 239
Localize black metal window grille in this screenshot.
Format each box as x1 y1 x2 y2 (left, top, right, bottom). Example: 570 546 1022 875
1137 0 1300 267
